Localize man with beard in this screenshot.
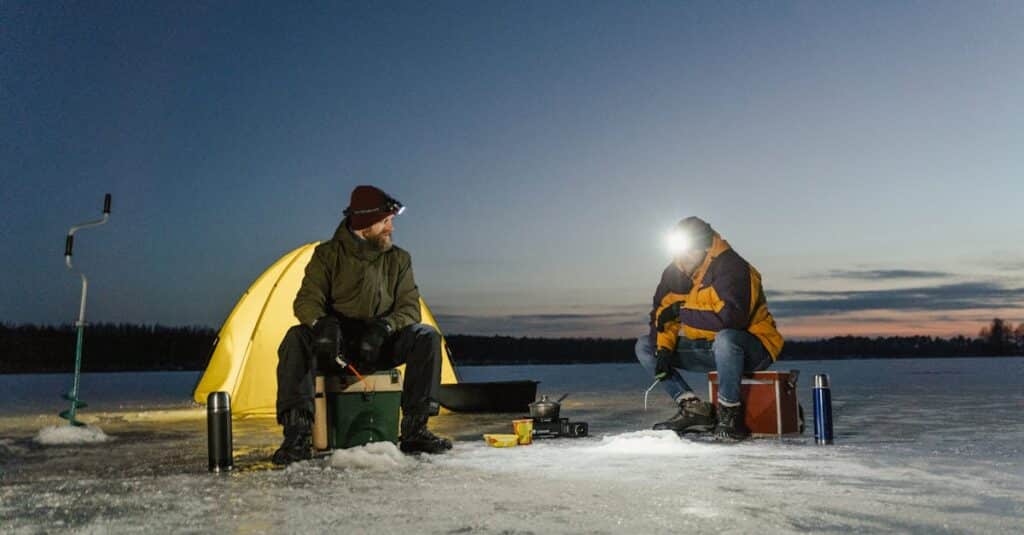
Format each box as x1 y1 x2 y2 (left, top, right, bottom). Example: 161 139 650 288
635 217 784 441
272 185 452 464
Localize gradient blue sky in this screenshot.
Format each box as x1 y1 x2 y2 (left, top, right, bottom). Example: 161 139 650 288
3 1 1023 338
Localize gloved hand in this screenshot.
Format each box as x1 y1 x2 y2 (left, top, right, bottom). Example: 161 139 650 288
312 316 342 359
655 348 674 380
359 318 393 364
656 301 682 331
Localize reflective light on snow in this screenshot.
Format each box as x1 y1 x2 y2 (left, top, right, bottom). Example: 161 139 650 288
34 424 111 445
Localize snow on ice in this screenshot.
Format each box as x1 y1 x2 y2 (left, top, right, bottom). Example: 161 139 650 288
33 424 111 445
328 442 410 471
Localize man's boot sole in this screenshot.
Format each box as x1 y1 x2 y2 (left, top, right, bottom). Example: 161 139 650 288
676 424 714 434
652 421 715 433
713 429 750 442
271 450 312 465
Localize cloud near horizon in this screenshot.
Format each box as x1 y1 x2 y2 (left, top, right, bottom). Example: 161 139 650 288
437 280 1024 338
768 281 1024 318
811 269 954 280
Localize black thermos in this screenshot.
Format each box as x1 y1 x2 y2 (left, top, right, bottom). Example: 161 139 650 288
207 391 233 472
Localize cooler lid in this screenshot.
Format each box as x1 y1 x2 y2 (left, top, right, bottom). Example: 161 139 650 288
323 369 403 393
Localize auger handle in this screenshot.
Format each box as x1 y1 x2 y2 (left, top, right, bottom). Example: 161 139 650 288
65 193 112 263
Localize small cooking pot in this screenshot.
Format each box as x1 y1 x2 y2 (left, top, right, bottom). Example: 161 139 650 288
529 393 569 419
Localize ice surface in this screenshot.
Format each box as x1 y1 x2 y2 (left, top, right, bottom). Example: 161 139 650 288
33 424 110 445
0 438 29 456
1 358 1022 533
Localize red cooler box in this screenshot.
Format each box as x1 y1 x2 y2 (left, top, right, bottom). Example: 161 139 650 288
708 370 801 436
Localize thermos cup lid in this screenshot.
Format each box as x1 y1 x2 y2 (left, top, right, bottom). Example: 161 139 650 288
207 391 231 411
814 374 830 389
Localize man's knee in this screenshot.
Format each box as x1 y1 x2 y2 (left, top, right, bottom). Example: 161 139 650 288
410 323 441 339
403 323 442 360
279 325 312 356
717 328 744 344
712 329 747 363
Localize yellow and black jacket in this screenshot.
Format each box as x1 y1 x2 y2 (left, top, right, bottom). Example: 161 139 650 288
650 234 784 360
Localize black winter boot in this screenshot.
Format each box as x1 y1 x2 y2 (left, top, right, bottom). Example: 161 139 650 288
652 397 716 433
399 413 452 454
271 409 313 465
714 403 750 441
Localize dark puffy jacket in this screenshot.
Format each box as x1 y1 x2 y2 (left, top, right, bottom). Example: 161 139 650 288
293 218 420 331
651 233 783 360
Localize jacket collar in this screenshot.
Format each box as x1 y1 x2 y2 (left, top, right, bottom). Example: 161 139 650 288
333 218 386 261
690 233 730 284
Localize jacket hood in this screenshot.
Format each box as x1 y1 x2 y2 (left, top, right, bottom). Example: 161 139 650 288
706 232 730 259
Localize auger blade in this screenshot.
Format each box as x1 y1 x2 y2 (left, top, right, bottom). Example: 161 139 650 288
58 409 87 426
61 392 88 408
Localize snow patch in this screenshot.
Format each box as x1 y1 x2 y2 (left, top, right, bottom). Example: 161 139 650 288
328 442 410 471
34 424 110 445
436 430 723 484
593 430 716 455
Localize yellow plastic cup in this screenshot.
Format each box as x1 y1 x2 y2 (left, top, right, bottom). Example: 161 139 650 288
512 418 534 445
483 434 518 448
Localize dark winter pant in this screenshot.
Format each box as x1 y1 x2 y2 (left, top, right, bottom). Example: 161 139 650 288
275 321 443 424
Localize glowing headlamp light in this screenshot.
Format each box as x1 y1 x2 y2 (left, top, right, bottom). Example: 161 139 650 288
344 195 406 217
665 230 691 256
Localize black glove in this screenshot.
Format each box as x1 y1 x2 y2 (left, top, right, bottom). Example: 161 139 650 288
312 316 342 359
359 318 393 364
656 301 682 331
655 348 674 380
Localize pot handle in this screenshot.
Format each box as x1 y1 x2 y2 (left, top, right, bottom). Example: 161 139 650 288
556 393 569 403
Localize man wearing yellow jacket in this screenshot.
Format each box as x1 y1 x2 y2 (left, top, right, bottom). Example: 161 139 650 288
635 217 783 440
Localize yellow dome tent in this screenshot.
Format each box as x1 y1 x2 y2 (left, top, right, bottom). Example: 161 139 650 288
192 242 459 417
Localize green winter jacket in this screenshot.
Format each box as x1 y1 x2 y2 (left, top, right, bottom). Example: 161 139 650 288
293 218 421 331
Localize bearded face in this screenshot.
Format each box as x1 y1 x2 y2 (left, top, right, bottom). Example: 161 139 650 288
361 215 394 251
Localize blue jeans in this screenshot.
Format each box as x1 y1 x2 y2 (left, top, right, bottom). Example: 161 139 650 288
635 329 773 405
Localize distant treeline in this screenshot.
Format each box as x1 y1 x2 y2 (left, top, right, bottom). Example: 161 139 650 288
0 323 216 374
445 329 1022 364
1 319 1021 373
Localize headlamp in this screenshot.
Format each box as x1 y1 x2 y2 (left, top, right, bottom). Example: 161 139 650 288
344 194 405 217
665 230 691 256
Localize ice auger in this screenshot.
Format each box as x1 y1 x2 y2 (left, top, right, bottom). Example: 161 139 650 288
60 194 112 426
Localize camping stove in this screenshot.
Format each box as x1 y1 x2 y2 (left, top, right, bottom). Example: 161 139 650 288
531 416 588 439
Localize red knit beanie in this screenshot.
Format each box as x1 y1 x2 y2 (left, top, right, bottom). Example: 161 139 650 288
345 185 402 230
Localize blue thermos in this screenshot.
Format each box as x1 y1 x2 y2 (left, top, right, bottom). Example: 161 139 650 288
813 374 834 445
207 391 233 472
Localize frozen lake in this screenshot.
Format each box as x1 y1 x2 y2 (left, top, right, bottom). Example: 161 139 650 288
1 357 1022 533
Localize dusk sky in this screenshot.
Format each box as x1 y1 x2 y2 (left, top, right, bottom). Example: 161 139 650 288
3 1 1023 339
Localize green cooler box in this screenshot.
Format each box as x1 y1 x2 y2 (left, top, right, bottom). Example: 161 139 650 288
324 370 402 449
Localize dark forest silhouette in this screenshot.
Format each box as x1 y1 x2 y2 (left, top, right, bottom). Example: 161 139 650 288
1 318 1020 373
